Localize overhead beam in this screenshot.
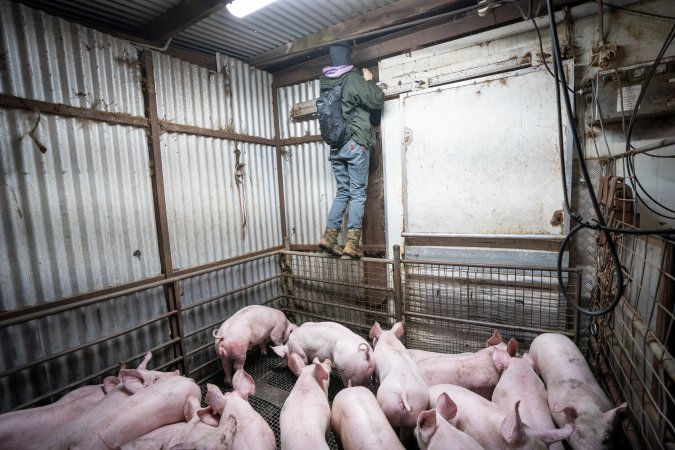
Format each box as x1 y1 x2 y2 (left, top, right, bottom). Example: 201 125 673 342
137 0 230 43
274 0 575 87
247 0 466 68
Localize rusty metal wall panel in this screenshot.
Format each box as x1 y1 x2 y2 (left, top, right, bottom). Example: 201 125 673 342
161 134 281 270
0 286 173 412
153 52 233 131
281 142 334 245
0 109 161 309
0 1 144 116
219 54 275 139
278 80 321 139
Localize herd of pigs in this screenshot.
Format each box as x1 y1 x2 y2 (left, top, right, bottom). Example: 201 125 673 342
0 305 627 450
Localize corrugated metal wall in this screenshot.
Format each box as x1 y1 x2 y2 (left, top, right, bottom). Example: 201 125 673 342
1 2 157 308
277 80 335 245
1 2 283 411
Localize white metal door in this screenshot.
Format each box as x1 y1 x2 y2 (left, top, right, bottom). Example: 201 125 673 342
401 65 571 237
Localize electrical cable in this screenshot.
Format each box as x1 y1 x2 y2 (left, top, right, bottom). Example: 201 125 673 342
546 0 625 316
531 16 576 94
622 23 675 218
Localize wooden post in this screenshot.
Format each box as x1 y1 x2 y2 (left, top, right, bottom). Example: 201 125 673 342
140 49 187 375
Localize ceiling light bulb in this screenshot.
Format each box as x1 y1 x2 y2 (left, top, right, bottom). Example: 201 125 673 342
227 0 279 18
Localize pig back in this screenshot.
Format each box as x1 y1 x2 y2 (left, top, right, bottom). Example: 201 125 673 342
331 387 405 450
222 395 276 450
529 333 612 411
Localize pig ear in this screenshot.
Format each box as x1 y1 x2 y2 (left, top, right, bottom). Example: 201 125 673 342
313 360 330 382
272 345 288 358
506 338 519 357
322 358 333 373
196 407 220 427
526 352 540 374
603 402 628 424
137 351 152 370
233 369 255 400
416 410 438 444
492 348 510 371
369 322 382 339
500 400 526 445
204 383 226 413
288 353 306 375
103 375 121 393
486 329 503 346
183 395 202 421
119 369 150 394
435 393 458 421
391 322 404 338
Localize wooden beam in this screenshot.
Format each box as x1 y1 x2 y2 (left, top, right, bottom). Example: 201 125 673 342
160 121 277 146
137 0 230 43
140 50 187 374
247 0 464 68
0 93 148 128
274 0 576 87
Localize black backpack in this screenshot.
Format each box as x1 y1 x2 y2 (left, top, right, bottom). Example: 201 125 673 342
316 81 352 149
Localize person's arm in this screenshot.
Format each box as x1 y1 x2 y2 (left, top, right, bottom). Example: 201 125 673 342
351 69 385 110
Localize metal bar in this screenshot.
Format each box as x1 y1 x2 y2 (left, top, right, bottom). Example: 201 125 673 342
402 259 577 272
285 273 394 293
574 269 581 345
401 232 566 240
10 340 181 411
195 363 223 386
618 299 675 383
185 340 214 358
141 49 186 375
1 249 283 328
160 121 276 147
271 81 289 243
290 244 387 254
191 357 222 377
173 247 283 277
604 137 675 161
181 276 280 312
0 311 178 379
0 275 166 323
281 250 392 264
0 93 148 128
403 310 576 337
284 295 393 318
393 245 403 323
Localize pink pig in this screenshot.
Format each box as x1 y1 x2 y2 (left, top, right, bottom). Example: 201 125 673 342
331 386 405 450
409 329 518 364
429 384 574 450
272 321 374 387
528 333 627 450
279 355 332 450
415 392 483 450
492 353 570 450
204 370 276 450
369 322 429 440
43 369 200 450
416 344 512 398
213 305 297 385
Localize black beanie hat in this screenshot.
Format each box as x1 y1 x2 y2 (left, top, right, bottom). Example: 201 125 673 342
329 42 352 66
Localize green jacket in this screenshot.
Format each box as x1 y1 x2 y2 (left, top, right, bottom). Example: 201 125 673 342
319 68 385 150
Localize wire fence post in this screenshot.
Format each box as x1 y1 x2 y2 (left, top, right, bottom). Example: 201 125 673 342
393 245 403 325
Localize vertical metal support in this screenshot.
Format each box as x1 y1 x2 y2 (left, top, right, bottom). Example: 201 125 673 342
140 49 187 375
271 80 288 246
393 245 403 324
574 269 582 346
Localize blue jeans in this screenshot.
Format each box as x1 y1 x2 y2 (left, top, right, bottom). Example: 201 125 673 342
326 139 370 230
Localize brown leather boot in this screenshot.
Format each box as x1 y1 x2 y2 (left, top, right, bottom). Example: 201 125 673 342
342 229 363 258
319 228 343 256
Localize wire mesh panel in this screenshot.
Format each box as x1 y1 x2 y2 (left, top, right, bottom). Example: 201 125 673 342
278 251 397 338
401 261 581 353
592 220 674 450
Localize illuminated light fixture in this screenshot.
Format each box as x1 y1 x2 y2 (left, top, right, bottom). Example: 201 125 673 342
226 0 280 18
